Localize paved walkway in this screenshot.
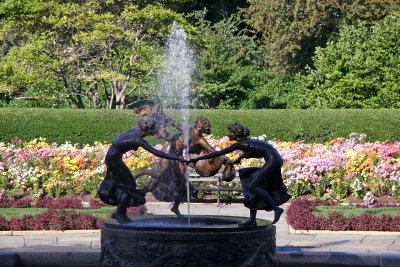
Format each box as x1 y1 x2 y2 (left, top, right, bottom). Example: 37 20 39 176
1 202 400 266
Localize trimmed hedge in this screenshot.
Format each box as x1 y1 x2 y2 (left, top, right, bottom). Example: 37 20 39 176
1 108 400 144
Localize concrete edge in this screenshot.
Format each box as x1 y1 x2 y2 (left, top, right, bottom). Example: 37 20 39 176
276 251 381 267
1 250 400 267
7 230 100 236
288 226 400 236
3 225 400 236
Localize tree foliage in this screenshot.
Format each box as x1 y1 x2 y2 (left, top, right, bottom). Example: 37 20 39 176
245 0 400 74
297 12 400 108
192 11 266 109
0 0 190 109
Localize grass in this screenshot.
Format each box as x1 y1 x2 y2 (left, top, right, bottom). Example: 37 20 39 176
0 207 116 220
313 205 400 218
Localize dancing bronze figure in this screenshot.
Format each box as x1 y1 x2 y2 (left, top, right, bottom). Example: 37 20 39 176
98 119 187 224
134 133 196 217
134 104 183 141
187 117 235 181
189 123 291 225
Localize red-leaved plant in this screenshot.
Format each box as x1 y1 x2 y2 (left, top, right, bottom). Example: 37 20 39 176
287 198 400 232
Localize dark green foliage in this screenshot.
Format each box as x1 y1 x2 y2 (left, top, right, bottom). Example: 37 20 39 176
298 13 400 108
244 0 400 74
0 108 138 145
196 109 400 143
192 12 267 109
239 71 304 109
1 108 400 144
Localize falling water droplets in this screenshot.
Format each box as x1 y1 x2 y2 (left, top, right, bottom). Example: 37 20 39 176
158 22 196 224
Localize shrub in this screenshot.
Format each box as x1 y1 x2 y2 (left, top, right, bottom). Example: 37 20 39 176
73 213 97 230
127 205 147 217
298 12 400 109
12 198 32 208
52 198 82 209
33 196 54 208
2 108 400 144
32 211 51 230
89 199 105 209
0 197 12 208
8 215 34 231
0 214 9 230
0 196 145 231
48 209 71 231
287 198 400 232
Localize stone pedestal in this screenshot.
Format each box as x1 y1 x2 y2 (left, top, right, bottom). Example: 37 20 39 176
100 216 276 267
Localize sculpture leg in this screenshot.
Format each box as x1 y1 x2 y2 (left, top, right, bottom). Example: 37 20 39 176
171 200 183 217
250 187 283 224
134 168 161 180
239 208 257 226
112 191 132 223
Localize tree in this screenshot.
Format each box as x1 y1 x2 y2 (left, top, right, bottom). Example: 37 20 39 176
192 11 266 109
297 12 400 108
244 0 400 74
0 0 190 109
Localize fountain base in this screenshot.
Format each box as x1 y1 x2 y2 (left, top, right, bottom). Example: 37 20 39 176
100 215 276 267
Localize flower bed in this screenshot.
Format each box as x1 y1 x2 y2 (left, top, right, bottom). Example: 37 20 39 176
1 133 400 202
287 198 400 232
0 196 146 231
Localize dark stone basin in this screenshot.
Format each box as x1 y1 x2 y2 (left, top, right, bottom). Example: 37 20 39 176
103 215 271 232
100 215 276 267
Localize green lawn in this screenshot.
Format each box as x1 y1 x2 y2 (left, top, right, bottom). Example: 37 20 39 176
314 205 400 218
0 207 116 220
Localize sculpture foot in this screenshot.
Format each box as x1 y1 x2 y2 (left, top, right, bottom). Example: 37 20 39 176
238 218 257 227
171 206 183 218
272 207 284 224
112 212 132 224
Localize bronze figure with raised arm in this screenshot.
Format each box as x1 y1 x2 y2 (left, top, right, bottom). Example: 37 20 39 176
189 122 291 225
98 118 187 224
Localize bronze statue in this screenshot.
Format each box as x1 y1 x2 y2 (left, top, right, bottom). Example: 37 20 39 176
134 104 183 141
133 112 235 216
98 118 187 224
187 117 235 181
134 133 195 217
135 104 235 180
189 123 291 225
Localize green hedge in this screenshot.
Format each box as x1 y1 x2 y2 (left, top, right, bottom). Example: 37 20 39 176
1 108 399 144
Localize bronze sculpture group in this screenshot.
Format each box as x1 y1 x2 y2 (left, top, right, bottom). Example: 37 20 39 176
99 105 291 225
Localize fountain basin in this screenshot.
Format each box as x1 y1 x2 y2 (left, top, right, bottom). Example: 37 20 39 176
100 215 276 267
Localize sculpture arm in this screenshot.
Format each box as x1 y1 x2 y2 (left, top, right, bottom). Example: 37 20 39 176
169 120 183 132
140 140 186 163
197 137 216 153
232 153 245 165
189 143 239 164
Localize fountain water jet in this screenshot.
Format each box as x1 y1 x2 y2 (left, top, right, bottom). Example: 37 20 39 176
157 21 195 224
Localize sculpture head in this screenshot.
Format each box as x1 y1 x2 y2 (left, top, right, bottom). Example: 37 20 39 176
138 119 159 136
192 117 211 135
173 133 185 155
227 123 250 141
134 105 153 118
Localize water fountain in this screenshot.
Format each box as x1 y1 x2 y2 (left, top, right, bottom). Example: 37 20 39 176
99 22 277 267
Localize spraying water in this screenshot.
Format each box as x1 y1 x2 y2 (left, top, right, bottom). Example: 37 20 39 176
158 22 195 224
